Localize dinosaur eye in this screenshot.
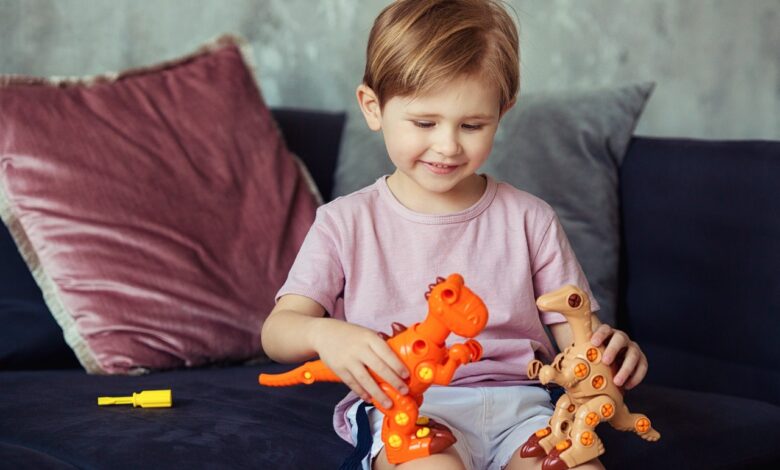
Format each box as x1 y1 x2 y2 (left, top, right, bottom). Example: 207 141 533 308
568 294 581 308
442 289 454 300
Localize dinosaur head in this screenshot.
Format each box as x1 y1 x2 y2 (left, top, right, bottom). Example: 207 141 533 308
426 274 488 338
536 284 592 319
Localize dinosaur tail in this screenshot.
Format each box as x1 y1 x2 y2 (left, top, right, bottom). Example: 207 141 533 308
258 360 342 387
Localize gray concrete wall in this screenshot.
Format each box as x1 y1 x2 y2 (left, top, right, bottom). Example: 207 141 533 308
1 0 778 139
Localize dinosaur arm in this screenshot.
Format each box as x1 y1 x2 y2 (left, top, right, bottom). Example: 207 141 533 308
432 340 482 385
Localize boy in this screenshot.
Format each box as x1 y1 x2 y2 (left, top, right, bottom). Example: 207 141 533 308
262 1 647 468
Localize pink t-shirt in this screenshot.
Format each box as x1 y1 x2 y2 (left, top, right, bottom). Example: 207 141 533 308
275 175 598 442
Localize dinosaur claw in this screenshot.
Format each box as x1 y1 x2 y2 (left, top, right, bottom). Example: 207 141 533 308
424 419 457 454
541 441 572 470
519 427 550 458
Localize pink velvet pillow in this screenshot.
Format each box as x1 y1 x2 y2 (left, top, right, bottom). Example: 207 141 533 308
0 36 319 374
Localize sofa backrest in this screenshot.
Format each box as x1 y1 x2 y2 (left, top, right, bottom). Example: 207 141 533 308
618 136 780 404
271 108 346 202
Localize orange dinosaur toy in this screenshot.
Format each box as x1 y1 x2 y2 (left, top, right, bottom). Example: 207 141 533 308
520 285 660 470
259 273 488 465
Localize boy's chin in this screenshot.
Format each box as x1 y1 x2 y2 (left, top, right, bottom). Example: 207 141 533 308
416 176 469 195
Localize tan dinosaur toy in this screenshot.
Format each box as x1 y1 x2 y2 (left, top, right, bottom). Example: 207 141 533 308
520 285 660 470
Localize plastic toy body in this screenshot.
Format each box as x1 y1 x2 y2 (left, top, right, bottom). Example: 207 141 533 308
259 273 488 464
520 285 660 470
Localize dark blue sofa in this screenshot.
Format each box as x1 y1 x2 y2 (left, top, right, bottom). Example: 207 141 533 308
1 109 778 469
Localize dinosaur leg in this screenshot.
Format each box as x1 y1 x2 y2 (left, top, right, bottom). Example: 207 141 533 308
609 403 661 441
520 392 576 458
542 395 613 470
377 384 456 465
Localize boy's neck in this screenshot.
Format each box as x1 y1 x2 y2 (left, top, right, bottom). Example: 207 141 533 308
386 172 487 215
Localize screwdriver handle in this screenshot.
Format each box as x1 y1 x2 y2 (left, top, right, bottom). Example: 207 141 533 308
98 390 172 408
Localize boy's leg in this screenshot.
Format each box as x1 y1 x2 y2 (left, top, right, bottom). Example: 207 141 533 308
504 453 604 470
346 394 474 470
374 446 467 470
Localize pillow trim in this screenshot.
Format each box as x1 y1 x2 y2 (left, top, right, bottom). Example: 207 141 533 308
293 154 325 206
0 180 103 374
228 36 325 206
0 34 247 88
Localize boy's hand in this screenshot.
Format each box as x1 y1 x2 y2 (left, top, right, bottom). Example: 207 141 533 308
312 319 410 409
590 324 648 390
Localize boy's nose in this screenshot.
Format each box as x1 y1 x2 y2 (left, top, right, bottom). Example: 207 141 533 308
431 131 461 157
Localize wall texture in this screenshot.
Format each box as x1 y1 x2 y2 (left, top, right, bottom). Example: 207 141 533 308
1 0 778 139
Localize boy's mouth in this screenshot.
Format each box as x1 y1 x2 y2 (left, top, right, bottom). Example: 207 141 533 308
421 161 460 175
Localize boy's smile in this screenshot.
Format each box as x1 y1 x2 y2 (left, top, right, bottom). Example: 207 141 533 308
357 75 507 214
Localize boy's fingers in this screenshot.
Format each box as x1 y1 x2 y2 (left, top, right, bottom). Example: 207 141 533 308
371 339 410 380
352 367 392 408
613 346 639 386
341 370 370 402
365 355 409 395
624 358 648 390
590 324 613 347
602 331 628 365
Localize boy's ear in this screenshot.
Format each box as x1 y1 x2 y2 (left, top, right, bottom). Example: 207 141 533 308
356 84 382 131
499 97 517 119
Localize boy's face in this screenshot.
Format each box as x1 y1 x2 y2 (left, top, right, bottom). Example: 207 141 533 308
358 75 504 203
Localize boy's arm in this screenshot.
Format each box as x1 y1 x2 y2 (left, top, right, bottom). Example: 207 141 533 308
260 293 410 408
260 294 327 363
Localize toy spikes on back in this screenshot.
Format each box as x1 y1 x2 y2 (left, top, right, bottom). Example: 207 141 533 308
259 273 489 465
520 285 660 470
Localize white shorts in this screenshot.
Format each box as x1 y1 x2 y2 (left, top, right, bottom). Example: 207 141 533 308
346 385 554 470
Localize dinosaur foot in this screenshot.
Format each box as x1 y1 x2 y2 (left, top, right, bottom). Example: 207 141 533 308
541 440 572 470
542 436 605 470
384 419 457 465
519 427 552 458
639 428 661 442
635 417 661 441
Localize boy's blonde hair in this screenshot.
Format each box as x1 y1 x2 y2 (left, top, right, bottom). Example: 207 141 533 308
364 0 519 111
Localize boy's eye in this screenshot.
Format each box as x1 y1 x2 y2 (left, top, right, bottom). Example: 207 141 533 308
462 124 483 131
413 121 435 128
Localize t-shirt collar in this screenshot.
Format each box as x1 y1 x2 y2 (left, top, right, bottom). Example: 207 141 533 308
377 174 498 225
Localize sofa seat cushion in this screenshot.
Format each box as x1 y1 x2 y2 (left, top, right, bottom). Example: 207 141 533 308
0 364 353 469
1 365 778 469
599 384 780 468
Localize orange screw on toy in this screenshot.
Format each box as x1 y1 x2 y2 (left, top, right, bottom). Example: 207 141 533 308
520 285 660 470
259 273 489 465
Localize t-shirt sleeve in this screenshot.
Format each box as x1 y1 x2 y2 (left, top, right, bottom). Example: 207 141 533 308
275 206 345 316
531 214 601 325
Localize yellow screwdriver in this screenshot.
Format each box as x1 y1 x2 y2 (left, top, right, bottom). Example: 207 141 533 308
97 389 172 408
